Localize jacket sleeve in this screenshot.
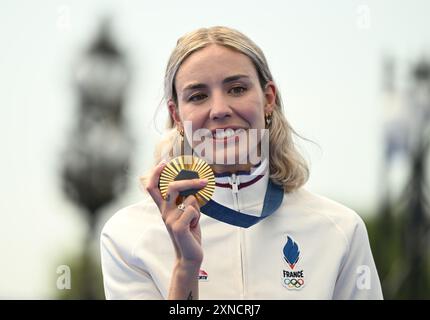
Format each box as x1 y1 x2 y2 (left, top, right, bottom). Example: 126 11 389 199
332 216 384 300
100 218 164 300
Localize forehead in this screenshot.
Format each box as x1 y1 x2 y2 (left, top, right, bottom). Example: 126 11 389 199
175 44 259 90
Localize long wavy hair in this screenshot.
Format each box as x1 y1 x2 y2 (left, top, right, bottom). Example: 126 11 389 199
142 26 309 193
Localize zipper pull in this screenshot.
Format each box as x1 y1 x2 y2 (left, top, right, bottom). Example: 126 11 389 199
229 173 239 193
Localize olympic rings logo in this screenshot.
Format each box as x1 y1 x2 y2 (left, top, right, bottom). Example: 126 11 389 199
283 278 305 289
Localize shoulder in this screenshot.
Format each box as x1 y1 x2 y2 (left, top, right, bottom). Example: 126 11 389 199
101 193 161 257
282 187 368 250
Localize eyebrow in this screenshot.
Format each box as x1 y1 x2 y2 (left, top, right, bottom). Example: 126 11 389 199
181 74 250 93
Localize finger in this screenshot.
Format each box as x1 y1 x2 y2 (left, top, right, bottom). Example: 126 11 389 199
146 160 167 208
173 205 200 235
164 178 207 211
182 205 201 229
162 195 199 228
183 195 200 213
168 204 201 261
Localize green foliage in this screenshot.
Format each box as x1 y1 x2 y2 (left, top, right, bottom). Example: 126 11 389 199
54 248 105 300
365 202 430 299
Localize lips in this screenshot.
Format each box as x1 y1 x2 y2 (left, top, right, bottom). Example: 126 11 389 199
210 128 247 141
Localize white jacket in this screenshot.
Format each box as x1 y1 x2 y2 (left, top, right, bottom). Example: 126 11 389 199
100 163 383 300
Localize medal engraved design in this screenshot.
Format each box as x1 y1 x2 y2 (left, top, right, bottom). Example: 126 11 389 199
159 155 215 206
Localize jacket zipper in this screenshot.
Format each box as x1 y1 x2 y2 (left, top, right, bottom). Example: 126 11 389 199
239 228 246 299
228 174 246 298
228 173 240 212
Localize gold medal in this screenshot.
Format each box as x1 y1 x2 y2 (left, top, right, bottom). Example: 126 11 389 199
158 155 215 206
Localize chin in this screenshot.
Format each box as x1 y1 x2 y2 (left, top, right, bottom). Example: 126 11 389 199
212 146 251 166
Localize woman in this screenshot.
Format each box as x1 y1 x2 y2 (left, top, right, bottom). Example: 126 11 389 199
100 26 383 300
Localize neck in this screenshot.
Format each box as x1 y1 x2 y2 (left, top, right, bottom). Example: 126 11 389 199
211 164 253 174
210 157 267 176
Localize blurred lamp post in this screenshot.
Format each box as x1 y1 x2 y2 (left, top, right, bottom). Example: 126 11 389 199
61 19 133 299
399 59 430 299
377 57 430 299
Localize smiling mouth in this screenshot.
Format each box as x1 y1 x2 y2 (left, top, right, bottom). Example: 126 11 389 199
211 128 247 141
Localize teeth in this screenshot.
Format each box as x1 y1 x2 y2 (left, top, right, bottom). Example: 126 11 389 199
213 128 243 139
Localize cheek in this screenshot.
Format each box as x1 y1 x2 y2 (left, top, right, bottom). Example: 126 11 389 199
179 106 206 129
236 97 265 128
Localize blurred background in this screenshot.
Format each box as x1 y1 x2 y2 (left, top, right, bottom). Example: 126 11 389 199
1 0 429 299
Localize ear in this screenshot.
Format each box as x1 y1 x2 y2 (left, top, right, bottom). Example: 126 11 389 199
167 99 182 129
263 81 276 114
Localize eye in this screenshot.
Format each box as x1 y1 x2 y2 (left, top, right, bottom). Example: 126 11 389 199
229 86 247 96
188 93 207 102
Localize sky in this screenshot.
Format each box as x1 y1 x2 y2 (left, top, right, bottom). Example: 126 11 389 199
1 0 429 298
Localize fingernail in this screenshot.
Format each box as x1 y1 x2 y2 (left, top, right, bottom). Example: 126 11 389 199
199 179 208 186
159 159 167 166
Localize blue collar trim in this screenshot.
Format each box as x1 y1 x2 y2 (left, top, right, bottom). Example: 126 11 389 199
200 179 284 228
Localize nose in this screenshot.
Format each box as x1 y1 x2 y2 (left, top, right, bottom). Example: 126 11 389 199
209 91 232 121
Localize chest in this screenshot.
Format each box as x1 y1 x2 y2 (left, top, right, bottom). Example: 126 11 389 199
197 215 346 299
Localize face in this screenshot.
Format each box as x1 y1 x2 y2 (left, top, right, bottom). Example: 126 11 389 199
169 44 276 173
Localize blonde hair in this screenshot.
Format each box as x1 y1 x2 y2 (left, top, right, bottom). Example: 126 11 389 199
143 26 309 193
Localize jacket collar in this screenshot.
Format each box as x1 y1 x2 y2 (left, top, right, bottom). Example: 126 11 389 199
211 158 269 218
